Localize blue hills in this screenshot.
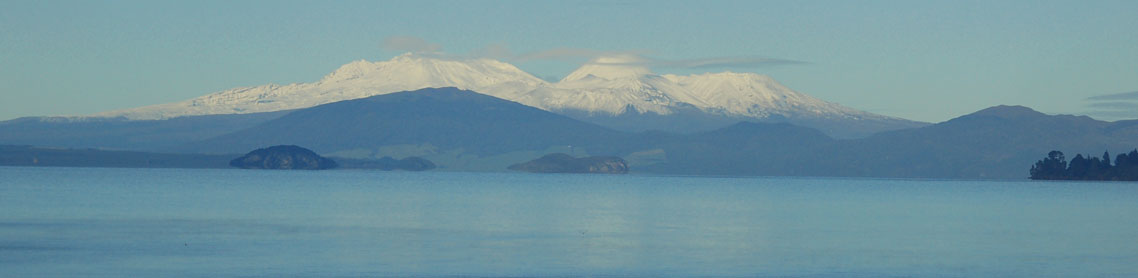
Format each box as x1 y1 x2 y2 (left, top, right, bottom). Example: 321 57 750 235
2 88 1136 179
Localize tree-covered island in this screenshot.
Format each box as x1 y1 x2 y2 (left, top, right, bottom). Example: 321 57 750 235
1030 150 1138 181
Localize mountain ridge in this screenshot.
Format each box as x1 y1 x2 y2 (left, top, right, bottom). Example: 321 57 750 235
88 53 924 138
4 86 1134 179
179 87 629 157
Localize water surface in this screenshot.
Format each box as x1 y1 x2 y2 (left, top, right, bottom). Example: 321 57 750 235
2 167 1137 277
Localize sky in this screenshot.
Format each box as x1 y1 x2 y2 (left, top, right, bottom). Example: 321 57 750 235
1 0 1136 122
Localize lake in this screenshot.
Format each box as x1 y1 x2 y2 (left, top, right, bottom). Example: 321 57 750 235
2 166 1137 277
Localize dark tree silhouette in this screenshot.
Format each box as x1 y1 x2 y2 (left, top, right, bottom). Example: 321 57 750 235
1068 154 1089 178
1030 150 1068 180
1114 150 1138 180
1030 149 1138 181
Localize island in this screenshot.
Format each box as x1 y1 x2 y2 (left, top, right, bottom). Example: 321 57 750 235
508 153 629 174
230 145 338 170
1029 149 1138 181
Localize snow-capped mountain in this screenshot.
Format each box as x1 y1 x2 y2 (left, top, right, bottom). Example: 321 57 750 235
92 53 922 137
514 55 708 116
663 72 875 120
94 53 548 119
528 55 882 121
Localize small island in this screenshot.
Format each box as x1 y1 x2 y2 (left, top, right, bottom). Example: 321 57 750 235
230 145 338 170
508 153 629 174
1029 149 1138 181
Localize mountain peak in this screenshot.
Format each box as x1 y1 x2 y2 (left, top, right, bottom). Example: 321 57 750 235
561 55 653 82
969 105 1046 119
323 53 540 82
393 52 419 60
322 59 378 81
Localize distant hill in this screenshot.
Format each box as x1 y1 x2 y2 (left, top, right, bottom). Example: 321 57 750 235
634 122 834 175
807 105 1138 179
558 106 924 139
0 111 288 151
0 145 234 168
181 87 630 158
508 153 629 174
0 144 436 171
623 105 1138 179
4 85 1134 179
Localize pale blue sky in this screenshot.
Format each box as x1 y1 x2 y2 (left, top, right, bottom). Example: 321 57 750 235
2 0 1136 122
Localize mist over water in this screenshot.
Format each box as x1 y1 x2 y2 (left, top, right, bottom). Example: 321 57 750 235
2 167 1137 277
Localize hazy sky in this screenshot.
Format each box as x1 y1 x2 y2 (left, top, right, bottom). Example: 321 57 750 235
2 0 1136 122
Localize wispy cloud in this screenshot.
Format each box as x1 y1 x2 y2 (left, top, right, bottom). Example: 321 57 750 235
1087 101 1138 110
512 48 807 70
1085 91 1138 101
593 56 809 69
514 48 646 61
379 36 806 70
1085 110 1138 119
1083 91 1138 120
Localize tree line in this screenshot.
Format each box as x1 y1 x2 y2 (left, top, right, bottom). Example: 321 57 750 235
1030 149 1138 181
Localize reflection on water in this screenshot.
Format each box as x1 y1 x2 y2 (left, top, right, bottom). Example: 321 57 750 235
2 167 1137 277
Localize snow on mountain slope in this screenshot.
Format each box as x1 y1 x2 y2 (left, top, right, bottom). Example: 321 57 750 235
92 53 907 129
663 72 880 120
524 56 883 122
94 53 548 119
513 55 707 115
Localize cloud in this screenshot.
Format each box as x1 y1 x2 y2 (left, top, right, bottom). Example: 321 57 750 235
378 36 807 70
1083 91 1138 120
597 56 809 69
1085 109 1138 119
514 48 645 61
1085 91 1138 101
381 36 442 53
461 43 806 70
517 50 808 69
1087 101 1138 110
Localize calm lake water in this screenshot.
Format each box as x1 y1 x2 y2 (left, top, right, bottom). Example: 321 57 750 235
2 166 1137 277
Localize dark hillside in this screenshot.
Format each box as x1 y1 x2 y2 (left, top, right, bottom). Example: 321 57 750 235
183 87 630 156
